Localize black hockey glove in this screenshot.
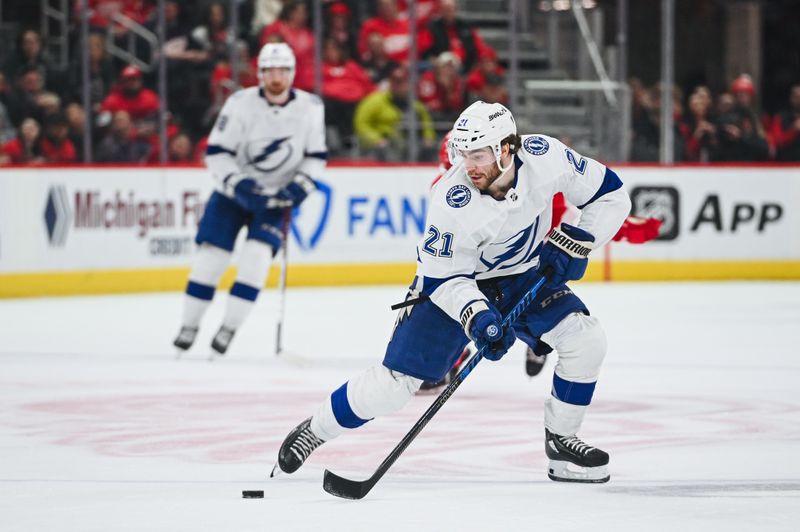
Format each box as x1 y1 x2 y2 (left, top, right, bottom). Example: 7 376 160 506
267 172 317 209
539 223 594 287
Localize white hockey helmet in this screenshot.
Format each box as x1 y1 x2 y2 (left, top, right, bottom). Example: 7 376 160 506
257 43 296 86
448 101 517 172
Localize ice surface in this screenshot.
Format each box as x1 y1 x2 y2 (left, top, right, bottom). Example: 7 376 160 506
1 282 799 531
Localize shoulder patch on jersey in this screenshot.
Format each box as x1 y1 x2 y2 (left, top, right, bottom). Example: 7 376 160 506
446 184 471 208
523 136 549 156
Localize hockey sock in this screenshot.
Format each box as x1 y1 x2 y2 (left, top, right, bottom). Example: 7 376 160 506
182 244 231 327
311 365 422 441
221 239 273 329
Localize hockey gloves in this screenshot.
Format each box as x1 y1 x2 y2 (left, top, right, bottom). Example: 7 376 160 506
468 306 517 361
267 172 317 209
539 223 595 287
232 178 264 212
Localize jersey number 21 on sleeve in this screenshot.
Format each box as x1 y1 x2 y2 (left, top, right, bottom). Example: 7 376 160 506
422 225 454 258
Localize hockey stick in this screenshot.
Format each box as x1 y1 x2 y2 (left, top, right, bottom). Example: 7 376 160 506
275 208 291 356
322 272 550 499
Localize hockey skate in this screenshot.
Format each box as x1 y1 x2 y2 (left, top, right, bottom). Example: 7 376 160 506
525 341 552 377
271 417 326 476
545 428 610 483
173 326 198 354
210 326 236 355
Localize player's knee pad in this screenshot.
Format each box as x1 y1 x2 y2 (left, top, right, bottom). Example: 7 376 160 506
545 312 607 381
344 365 422 422
235 239 273 288
188 243 231 286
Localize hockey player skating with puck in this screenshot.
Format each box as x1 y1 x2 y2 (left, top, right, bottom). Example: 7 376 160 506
173 43 326 356
274 101 630 483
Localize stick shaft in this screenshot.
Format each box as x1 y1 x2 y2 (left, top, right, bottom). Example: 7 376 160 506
275 208 291 355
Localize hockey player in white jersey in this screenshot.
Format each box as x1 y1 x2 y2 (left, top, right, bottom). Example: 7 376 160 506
173 43 326 356
274 101 630 483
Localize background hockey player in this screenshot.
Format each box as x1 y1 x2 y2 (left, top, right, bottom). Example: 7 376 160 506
173 43 326 356
273 101 630 484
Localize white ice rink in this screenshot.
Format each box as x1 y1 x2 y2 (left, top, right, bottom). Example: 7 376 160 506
1 282 799 531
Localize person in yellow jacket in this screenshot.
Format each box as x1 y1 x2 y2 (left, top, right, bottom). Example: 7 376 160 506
354 64 437 161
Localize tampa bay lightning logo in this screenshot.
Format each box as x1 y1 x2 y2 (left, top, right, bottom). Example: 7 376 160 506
246 137 293 172
523 136 549 156
486 324 499 338
446 184 471 208
289 178 332 251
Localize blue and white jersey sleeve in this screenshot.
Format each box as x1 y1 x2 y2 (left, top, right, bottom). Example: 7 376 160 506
550 138 631 247
296 95 327 179
205 92 246 190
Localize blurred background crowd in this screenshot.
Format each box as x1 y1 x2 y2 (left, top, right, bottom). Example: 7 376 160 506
0 0 798 166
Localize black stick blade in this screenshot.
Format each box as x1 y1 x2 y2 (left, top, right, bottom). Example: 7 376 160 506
323 469 377 500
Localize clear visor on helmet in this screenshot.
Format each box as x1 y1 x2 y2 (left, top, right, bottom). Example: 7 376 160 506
457 147 495 166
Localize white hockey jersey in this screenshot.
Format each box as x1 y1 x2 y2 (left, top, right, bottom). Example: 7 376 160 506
205 87 327 196
417 134 631 325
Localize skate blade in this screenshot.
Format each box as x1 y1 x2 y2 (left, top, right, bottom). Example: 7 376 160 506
547 460 610 483
269 463 283 478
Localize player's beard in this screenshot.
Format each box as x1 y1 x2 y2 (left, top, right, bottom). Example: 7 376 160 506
264 80 289 98
467 162 502 190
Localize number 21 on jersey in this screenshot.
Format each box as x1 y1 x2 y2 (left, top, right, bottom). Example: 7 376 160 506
422 225 454 258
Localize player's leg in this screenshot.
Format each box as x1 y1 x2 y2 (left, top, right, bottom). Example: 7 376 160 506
540 311 609 482
210 207 283 355
173 192 244 351
495 272 609 482
275 294 467 474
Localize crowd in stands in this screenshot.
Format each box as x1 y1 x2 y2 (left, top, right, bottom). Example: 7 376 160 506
0 0 798 166
631 73 800 162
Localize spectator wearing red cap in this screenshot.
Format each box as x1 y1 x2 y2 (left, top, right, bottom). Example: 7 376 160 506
260 1 315 92
771 84 800 161
358 0 431 64
100 66 160 123
325 2 358 62
714 87 768 162
322 39 375 153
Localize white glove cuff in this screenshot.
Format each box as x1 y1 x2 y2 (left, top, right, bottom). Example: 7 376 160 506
460 300 490 338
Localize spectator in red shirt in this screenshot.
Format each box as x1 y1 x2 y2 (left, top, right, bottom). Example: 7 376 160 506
358 0 430 64
260 1 315 92
771 84 800 161
417 51 465 121
322 38 376 153
100 65 160 139
398 0 441 28
40 113 77 163
0 118 43 165
466 47 504 98
100 65 160 121
78 0 155 35
426 0 489 73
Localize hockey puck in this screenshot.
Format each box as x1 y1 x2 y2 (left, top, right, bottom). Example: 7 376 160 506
242 490 264 499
